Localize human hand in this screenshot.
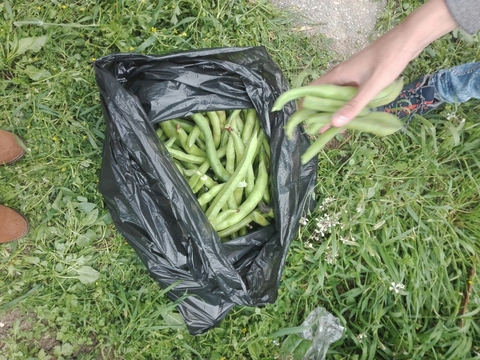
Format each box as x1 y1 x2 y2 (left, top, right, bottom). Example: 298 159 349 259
308 0 457 129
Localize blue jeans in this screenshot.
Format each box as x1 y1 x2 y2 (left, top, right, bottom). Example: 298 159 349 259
432 61 480 103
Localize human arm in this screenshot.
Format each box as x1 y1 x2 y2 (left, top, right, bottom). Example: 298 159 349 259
310 0 459 128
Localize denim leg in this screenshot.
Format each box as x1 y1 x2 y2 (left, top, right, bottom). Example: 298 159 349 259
431 61 480 103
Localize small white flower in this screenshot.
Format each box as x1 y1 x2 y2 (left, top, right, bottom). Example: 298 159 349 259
324 246 338 264
356 333 366 342
389 282 405 294
318 196 336 211
340 235 356 244
313 213 340 239
322 196 335 206
299 217 308 226
272 339 279 346
0 322 4 328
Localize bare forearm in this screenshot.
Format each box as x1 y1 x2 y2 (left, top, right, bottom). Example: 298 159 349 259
394 0 458 60
365 0 458 74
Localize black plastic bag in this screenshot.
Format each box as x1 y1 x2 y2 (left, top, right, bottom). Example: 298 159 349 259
93 46 317 335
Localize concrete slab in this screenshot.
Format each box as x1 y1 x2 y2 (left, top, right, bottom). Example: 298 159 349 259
270 0 387 58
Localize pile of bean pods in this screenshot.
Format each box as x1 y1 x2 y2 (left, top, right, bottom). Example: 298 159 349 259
156 109 274 241
272 78 405 164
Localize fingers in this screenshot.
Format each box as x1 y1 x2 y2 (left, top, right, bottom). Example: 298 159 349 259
319 124 331 133
305 66 368 126
329 78 394 127
330 96 370 127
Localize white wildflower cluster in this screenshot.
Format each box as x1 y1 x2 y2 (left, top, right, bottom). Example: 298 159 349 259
313 213 340 239
318 196 336 211
389 282 405 294
446 112 466 124
324 246 338 265
356 333 366 343
304 241 314 249
299 196 347 252
314 196 340 239
356 203 363 214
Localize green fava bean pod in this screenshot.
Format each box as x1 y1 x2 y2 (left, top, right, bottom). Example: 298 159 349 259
191 113 231 182
197 183 225 206
271 84 359 111
206 111 222 149
216 212 255 239
344 111 403 136
186 125 202 150
215 159 268 231
241 108 257 144
205 132 259 220
284 108 317 140
301 126 345 164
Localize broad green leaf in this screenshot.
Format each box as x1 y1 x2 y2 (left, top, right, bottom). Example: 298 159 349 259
59 342 74 356
76 229 97 247
448 124 461 147
367 186 376 198
135 35 156 52
24 256 40 264
162 311 184 327
75 266 100 284
82 208 99 226
3 1 12 19
268 325 311 338
55 263 64 272
394 161 408 171
24 65 52 81
37 349 48 360
16 36 48 55
97 211 112 225
76 202 96 214
247 341 262 359
170 6 180 25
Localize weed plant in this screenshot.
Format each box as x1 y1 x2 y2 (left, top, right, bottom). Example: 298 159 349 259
0 0 479 359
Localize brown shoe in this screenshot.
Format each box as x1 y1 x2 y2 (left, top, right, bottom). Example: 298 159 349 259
0 205 29 243
0 130 26 165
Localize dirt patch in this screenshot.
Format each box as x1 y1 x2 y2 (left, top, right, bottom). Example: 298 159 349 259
0 309 98 359
270 0 387 58
0 310 33 344
0 310 59 353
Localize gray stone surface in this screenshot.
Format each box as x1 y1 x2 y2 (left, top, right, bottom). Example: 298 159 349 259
270 0 387 58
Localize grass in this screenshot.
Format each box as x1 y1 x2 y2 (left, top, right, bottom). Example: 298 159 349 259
1 0 479 359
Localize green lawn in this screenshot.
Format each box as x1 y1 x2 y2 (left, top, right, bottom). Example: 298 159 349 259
1 0 479 359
